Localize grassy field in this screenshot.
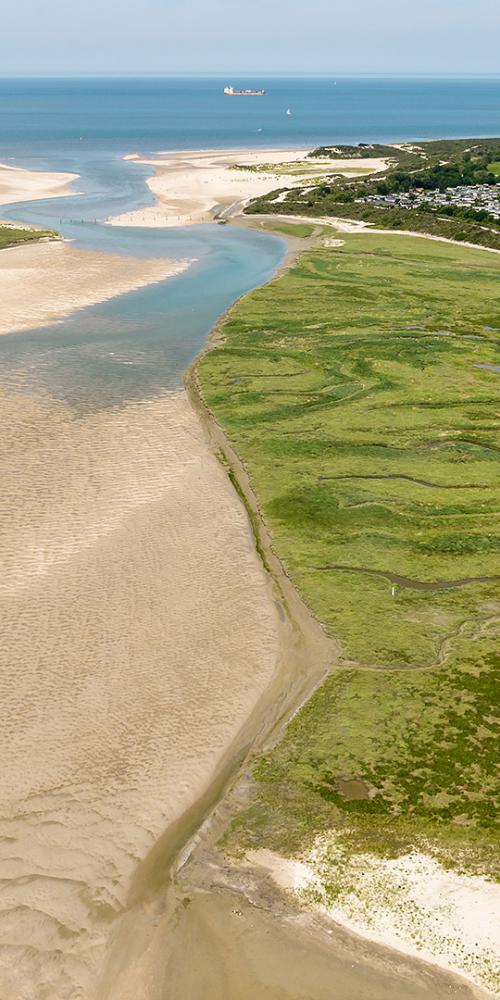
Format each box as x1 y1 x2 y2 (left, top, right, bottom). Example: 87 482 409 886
197 232 500 873
488 161 500 176
246 196 500 251
0 224 57 250
258 220 319 238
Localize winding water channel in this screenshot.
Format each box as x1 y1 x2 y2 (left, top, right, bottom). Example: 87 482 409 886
0 140 488 998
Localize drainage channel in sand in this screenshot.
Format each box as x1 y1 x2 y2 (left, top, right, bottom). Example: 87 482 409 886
1 221 487 1000
0 386 283 1000
93 363 485 1000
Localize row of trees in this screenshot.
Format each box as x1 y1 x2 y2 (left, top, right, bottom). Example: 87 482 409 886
374 158 498 195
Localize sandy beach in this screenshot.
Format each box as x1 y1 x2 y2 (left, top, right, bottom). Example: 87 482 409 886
0 161 79 205
0 387 281 999
99 887 482 1000
108 147 389 228
248 847 500 998
0 240 191 335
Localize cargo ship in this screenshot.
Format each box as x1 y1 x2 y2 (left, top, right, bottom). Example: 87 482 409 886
223 85 266 96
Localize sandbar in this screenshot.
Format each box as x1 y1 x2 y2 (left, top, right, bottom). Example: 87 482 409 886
108 147 388 228
0 161 79 205
0 239 191 335
0 387 281 998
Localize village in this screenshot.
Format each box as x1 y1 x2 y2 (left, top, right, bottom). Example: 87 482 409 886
357 182 500 220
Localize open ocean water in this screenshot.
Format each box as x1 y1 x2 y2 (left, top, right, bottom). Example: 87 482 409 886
2 76 500 162
0 75 499 405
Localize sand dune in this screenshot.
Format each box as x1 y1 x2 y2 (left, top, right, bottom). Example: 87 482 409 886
108 148 388 228
0 161 79 205
0 387 280 999
0 240 191 335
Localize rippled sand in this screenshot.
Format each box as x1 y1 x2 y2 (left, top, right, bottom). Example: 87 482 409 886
0 241 190 335
0 388 280 999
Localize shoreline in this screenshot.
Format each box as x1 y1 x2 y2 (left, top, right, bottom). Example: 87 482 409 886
0 189 330 1000
182 217 499 999
107 147 389 229
0 238 192 335
248 847 499 998
0 161 79 205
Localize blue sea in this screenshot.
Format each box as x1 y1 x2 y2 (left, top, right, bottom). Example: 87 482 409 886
1 76 499 406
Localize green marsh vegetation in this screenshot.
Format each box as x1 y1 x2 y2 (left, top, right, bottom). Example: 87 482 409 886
247 137 500 251
198 233 500 874
258 221 319 238
0 224 57 250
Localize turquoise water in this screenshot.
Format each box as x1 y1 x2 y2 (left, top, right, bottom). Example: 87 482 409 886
0 224 284 408
1 76 499 406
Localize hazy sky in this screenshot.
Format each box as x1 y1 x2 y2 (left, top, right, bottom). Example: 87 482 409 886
3 0 499 75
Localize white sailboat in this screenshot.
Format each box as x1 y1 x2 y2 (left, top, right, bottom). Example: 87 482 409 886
286 108 292 116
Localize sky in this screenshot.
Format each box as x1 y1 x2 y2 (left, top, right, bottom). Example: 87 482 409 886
3 0 499 76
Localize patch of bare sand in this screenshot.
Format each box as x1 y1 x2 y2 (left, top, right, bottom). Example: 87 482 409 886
266 211 500 254
248 847 500 998
0 241 191 335
0 388 280 999
107 148 388 229
109 892 478 1000
0 161 79 205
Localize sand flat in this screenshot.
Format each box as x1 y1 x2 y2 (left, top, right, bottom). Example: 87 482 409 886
0 240 191 335
0 161 79 205
120 893 477 1000
108 147 389 228
0 387 280 999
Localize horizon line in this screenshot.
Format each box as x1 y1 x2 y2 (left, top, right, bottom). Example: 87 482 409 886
1 71 500 79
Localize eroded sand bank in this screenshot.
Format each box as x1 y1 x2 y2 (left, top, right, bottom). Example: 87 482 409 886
108 147 388 228
0 240 191 335
0 161 79 205
0 388 281 999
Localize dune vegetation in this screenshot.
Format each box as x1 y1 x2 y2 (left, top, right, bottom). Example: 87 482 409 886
197 231 500 874
247 137 500 251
